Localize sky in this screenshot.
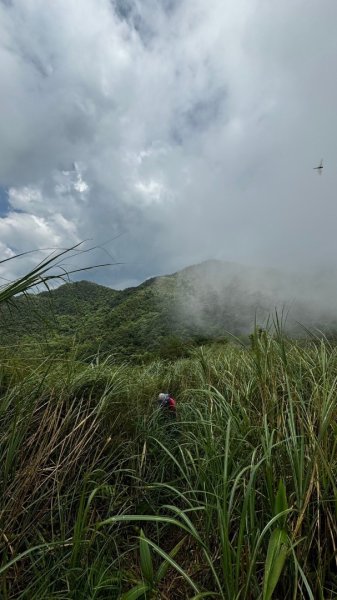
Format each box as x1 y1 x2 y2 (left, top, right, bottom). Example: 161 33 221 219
0 0 336 288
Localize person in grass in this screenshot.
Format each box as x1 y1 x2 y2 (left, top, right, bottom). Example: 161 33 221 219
157 392 177 418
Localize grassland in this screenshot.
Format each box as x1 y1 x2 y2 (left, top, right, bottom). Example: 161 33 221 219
0 251 336 598
1 328 337 599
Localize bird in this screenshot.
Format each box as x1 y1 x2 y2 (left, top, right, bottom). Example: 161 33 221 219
313 159 323 174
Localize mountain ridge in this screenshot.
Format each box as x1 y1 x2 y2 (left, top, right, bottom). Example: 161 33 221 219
1 260 337 361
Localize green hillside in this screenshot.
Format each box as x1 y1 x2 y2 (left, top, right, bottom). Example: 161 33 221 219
1 258 337 598
1 260 337 362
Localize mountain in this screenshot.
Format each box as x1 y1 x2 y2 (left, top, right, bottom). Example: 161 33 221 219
1 260 337 361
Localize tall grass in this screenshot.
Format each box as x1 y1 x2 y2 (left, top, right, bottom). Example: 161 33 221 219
1 329 337 597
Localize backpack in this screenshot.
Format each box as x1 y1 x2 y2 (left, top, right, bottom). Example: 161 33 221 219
167 396 176 413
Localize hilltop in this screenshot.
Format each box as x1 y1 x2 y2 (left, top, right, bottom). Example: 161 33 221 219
1 260 337 361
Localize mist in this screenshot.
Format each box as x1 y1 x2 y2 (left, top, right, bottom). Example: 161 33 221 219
0 0 336 301
169 260 337 337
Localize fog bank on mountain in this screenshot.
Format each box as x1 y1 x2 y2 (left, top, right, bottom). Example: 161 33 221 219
171 260 337 336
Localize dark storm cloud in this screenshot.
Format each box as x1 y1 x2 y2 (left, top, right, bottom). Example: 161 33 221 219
0 0 336 289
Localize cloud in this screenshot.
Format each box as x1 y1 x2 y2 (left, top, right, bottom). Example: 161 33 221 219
0 0 336 288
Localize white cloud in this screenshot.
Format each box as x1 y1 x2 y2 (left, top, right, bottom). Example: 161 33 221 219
8 186 43 211
74 177 89 194
0 0 336 286
134 179 165 205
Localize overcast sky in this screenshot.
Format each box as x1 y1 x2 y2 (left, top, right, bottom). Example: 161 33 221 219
0 0 336 288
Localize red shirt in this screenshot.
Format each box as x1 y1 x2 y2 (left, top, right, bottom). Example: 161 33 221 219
168 397 176 413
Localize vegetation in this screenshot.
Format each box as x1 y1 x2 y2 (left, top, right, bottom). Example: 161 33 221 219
1 329 337 598
3 259 337 364
0 274 232 363
1 253 337 598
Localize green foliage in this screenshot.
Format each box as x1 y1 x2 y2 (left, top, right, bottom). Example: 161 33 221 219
0 267 245 363
262 481 290 600
158 335 192 359
263 529 289 600
1 320 337 597
122 532 189 599
274 480 288 528
139 529 154 585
